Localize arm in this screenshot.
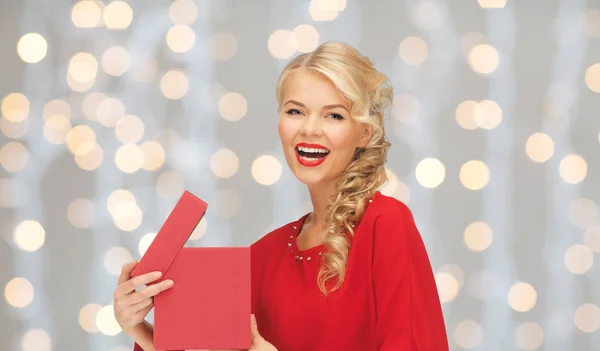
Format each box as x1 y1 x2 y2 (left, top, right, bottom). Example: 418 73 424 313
128 321 156 351
372 202 449 351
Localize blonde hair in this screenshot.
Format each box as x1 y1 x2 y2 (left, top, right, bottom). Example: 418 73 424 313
276 41 393 295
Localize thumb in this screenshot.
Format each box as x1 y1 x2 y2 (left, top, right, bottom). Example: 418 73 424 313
250 314 262 342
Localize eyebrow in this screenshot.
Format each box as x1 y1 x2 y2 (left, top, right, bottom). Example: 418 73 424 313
285 99 350 113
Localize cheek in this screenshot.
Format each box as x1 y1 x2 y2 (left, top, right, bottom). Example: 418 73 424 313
278 117 296 143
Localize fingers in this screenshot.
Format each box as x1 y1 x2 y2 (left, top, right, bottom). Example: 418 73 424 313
117 260 138 285
126 279 174 305
123 297 154 317
250 314 261 342
115 271 164 298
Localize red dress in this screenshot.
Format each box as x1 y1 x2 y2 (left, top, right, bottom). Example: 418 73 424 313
134 191 448 350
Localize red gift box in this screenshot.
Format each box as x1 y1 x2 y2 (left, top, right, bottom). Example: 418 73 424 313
131 190 251 350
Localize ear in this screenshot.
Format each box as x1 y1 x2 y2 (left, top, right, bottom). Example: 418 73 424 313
358 124 372 148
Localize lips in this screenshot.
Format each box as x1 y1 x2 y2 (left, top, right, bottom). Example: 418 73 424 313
295 142 330 167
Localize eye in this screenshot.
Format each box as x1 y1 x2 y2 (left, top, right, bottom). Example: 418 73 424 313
286 109 303 116
328 113 344 121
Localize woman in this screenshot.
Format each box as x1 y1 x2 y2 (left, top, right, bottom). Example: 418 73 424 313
113 41 449 351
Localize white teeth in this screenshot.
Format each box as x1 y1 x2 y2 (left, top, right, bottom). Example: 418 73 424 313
297 146 330 153
300 155 321 162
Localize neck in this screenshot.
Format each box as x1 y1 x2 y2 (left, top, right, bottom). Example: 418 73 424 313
305 180 338 234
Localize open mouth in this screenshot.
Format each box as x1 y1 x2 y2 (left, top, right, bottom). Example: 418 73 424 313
295 146 330 162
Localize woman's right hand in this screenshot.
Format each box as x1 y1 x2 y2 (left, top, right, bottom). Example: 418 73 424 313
113 260 175 333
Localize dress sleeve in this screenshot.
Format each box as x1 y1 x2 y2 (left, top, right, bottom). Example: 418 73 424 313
372 201 449 351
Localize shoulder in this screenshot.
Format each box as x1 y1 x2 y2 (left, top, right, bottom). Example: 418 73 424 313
368 192 415 225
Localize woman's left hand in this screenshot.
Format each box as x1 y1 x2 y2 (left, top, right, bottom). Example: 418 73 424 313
249 314 277 351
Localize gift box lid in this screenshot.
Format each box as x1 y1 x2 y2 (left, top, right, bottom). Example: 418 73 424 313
131 190 208 279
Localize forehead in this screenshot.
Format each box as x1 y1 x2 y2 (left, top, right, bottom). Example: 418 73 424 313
283 70 349 108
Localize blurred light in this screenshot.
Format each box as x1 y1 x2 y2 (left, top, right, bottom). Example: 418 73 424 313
309 0 340 21
392 93 419 124
210 31 238 61
72 1 102 28
515 322 544 350
102 46 131 76
584 225 600 253
268 30 298 59
67 198 95 229
398 36 428 66
0 116 29 139
508 282 537 312
453 320 483 349
559 154 587 184
435 272 459 303
585 63 600 93
82 92 107 121
43 99 71 121
129 55 158 83
459 160 490 190
103 1 133 30
74 143 104 171
478 0 506 8
251 155 282 185
0 141 28 172
17 33 47 64
96 305 122 335
5 277 34 308
468 44 499 75
160 70 189 99
79 303 101 333
138 232 157 256
189 217 207 240
43 115 72 144
111 202 143 231
583 9 600 38
96 97 126 127
68 73 95 92
569 198 598 229
68 52 98 84
115 144 144 173
438 264 465 290
526 132 554 163
456 100 479 130
169 0 198 24
2 93 29 122
13 220 45 252
166 24 195 53
473 100 502 129
461 32 486 57
292 24 320 53
21 329 52 351
416 158 445 188
379 168 398 197
218 92 247 121
574 303 600 333
0 178 19 208
140 141 165 171
115 115 144 144
66 125 97 155
104 247 133 275
564 244 593 274
464 221 493 252
393 180 410 204
410 1 445 30
218 189 242 219
210 149 239 178
157 171 185 199
107 189 136 215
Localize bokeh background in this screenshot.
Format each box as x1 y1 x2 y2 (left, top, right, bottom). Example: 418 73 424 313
1 0 600 350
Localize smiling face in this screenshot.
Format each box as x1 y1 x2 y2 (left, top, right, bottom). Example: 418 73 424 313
278 70 372 187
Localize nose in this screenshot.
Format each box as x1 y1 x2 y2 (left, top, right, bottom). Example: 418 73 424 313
300 114 322 136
